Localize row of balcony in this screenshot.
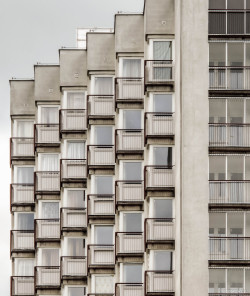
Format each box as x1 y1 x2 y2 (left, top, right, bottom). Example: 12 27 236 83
11 218 174 253
11 271 175 295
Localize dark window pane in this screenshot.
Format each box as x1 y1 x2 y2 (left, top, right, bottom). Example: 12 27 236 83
209 0 226 9
247 13 250 34
247 0 250 9
124 213 142 232
209 13 226 34
154 199 172 218
68 238 85 256
209 43 226 66
153 147 172 166
17 213 34 230
228 0 244 9
227 13 244 34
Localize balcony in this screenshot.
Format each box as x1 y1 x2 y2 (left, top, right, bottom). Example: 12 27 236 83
35 171 60 195
145 60 174 86
88 146 115 171
35 266 60 289
209 237 250 261
209 181 250 206
115 181 144 208
115 78 144 105
11 276 34 296
115 232 144 257
10 138 34 161
88 245 115 269
209 124 250 150
115 283 144 296
11 184 34 207
145 166 174 193
11 230 34 253
61 256 87 279
209 67 250 92
145 271 175 295
61 159 87 183
145 218 175 247
116 130 144 156
88 95 115 122
145 113 174 144
34 124 60 147
59 109 87 133
60 207 87 231
35 219 60 242
87 195 115 221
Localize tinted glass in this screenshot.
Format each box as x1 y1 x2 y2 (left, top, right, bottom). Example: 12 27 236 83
123 162 142 180
153 147 172 166
124 213 142 232
17 213 34 230
153 199 172 218
123 110 141 129
209 0 226 9
95 126 113 145
124 264 142 283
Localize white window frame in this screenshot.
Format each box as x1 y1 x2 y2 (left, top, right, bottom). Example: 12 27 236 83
13 165 34 183
38 200 60 219
37 105 60 124
120 262 144 283
64 286 87 296
37 248 60 266
149 39 175 61
149 145 174 166
90 75 114 95
118 57 144 77
13 119 34 137
90 125 114 145
148 92 175 113
149 250 174 271
119 160 144 180
63 237 86 256
91 224 114 244
63 188 85 207
63 139 86 159
119 109 144 129
149 197 175 219
62 90 86 109
14 212 34 230
37 153 60 171
119 211 144 232
14 258 35 276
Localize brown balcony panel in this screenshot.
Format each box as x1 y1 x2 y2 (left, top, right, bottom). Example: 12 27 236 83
116 130 144 154
11 231 35 253
115 283 144 296
60 109 87 133
115 181 144 206
61 256 87 279
88 245 115 268
115 78 144 103
88 146 115 169
34 124 60 146
115 232 144 256
61 159 87 182
145 60 174 85
145 166 175 191
11 184 34 206
11 276 34 296
35 266 60 289
88 195 115 219
10 138 34 160
145 271 175 295
61 207 87 231
35 219 60 242
88 95 115 119
35 172 60 195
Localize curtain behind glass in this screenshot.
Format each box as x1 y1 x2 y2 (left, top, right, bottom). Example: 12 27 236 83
153 41 172 60
42 202 59 219
122 59 141 77
67 92 85 109
16 121 34 137
68 238 85 256
17 167 34 183
42 249 59 266
67 142 85 159
67 190 85 207
94 77 113 95
40 154 59 171
40 107 59 124
16 259 34 276
17 213 34 230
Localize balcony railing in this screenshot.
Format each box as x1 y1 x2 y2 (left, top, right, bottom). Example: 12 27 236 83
115 181 144 204
35 171 60 193
88 195 115 217
115 283 144 296
11 184 34 205
209 237 250 260
209 67 250 90
61 208 87 230
61 159 87 181
10 138 34 159
145 166 174 189
11 276 34 296
116 130 144 152
34 124 60 145
61 256 87 278
145 113 174 138
35 219 60 241
88 95 115 117
88 245 115 267
59 109 87 132
145 218 175 243
145 60 174 83
116 232 144 255
88 146 115 166
35 266 60 288
145 271 175 294
115 78 144 101
209 181 250 204
209 124 250 147
11 230 34 252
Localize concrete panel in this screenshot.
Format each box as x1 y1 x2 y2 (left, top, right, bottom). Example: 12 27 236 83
87 33 115 71
10 80 35 116
59 49 87 87
34 65 60 102
115 15 144 53
145 0 175 35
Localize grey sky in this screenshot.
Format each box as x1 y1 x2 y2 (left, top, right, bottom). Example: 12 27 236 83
0 0 143 293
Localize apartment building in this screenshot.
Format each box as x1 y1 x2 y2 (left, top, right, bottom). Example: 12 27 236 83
9 0 208 296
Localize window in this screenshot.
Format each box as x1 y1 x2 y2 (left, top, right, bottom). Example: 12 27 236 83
16 167 34 183
228 43 244 67
15 120 34 137
67 238 85 256
123 264 143 283
94 126 113 145
123 213 142 232
153 251 172 271
153 147 172 166
153 41 172 61
15 259 34 276
94 226 113 245
68 287 86 296
94 77 113 95
16 213 34 230
122 59 142 78
209 43 226 67
41 202 59 219
66 92 85 109
123 162 142 181
123 110 142 129
39 154 59 171
67 141 85 159
66 190 85 208
209 0 225 9
95 276 114 293
39 106 59 124
95 176 113 194
153 94 172 113
227 0 244 9
41 249 59 266
153 199 172 219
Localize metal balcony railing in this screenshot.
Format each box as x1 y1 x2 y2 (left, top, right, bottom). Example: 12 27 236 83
209 67 250 90
115 78 144 100
145 166 174 189
115 283 144 296
209 181 250 204
115 232 144 255
35 266 60 288
11 184 34 205
11 276 34 296
145 113 174 138
115 181 144 204
88 95 115 116
11 230 34 252
60 208 87 229
61 159 87 180
116 130 144 152
88 146 115 166
145 218 175 243
10 138 34 158
87 195 115 217
34 124 60 145
35 219 60 241
35 171 60 193
145 271 175 294
59 109 87 132
61 256 87 278
88 245 115 267
145 60 174 83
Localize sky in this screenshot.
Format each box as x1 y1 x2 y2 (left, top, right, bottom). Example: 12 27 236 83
0 0 144 293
